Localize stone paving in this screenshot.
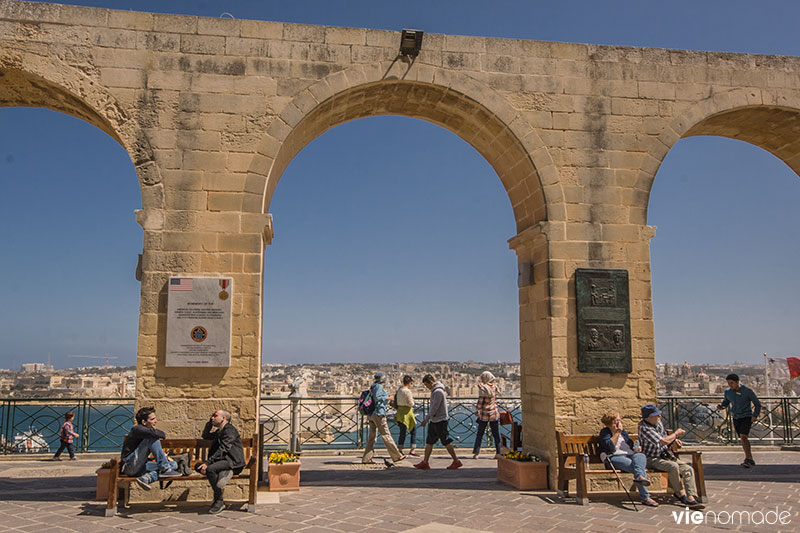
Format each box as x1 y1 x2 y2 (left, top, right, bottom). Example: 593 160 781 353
0 449 798 532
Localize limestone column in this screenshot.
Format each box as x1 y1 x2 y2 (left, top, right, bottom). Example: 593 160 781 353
133 205 272 440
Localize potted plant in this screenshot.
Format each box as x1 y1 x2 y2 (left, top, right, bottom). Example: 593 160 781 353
96 460 114 500
497 451 548 490
267 451 300 491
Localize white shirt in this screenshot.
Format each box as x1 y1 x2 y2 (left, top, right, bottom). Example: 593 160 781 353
396 387 414 407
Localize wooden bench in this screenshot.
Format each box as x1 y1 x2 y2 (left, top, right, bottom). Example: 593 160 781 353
556 431 707 505
105 436 259 516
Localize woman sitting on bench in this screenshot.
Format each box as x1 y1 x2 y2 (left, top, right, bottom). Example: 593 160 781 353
599 410 658 507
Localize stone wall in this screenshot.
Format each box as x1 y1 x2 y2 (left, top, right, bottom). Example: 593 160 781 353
2 0 800 484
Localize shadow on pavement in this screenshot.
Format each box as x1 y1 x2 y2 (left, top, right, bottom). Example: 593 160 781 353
0 476 95 501
302 463 514 491
703 463 800 482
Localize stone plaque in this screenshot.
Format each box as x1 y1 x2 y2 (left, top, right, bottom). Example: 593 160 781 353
575 269 631 373
166 277 233 367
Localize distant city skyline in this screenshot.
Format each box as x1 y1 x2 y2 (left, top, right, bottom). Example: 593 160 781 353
2 1 800 368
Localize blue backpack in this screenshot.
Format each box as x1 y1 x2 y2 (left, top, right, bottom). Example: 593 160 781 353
358 388 375 415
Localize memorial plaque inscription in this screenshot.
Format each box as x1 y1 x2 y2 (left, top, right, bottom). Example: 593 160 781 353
575 269 631 373
166 277 233 367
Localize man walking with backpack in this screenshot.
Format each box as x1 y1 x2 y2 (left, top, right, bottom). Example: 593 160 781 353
414 374 463 470
361 372 404 465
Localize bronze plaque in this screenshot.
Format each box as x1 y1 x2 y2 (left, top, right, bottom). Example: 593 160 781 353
576 268 631 373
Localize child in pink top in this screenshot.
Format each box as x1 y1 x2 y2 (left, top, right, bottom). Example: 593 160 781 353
52 411 79 460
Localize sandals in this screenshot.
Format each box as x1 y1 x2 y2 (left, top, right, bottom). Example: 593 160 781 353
641 498 659 507
633 476 651 486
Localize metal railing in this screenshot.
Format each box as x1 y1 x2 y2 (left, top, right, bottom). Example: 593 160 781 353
2 395 798 454
658 396 800 445
0 397 134 454
260 396 523 451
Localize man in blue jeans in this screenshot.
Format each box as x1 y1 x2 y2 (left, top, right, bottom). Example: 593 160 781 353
120 407 181 490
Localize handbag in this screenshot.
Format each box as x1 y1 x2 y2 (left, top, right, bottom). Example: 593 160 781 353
498 409 513 425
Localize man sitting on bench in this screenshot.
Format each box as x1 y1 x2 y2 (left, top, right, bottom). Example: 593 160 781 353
120 407 182 490
195 409 245 514
638 403 704 509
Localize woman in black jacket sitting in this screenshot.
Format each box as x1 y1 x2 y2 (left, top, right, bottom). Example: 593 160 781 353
599 410 658 507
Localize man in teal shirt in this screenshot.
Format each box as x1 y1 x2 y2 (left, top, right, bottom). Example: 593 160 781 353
716 373 761 468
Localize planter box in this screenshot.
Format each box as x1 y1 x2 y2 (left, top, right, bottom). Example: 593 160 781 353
267 461 301 491
96 468 112 501
497 457 548 490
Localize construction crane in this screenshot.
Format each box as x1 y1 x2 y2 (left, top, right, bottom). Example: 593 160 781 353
69 355 119 376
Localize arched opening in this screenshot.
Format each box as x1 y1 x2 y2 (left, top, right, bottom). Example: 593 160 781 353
255 77 553 455
0 69 143 451
649 105 800 440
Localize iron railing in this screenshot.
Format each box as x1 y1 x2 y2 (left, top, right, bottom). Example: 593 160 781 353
2 395 798 454
0 397 134 454
658 396 800 445
259 395 523 452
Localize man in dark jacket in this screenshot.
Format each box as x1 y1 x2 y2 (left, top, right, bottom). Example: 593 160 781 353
120 407 181 490
195 409 245 514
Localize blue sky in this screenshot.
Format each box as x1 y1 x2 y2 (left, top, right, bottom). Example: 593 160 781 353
1 0 799 368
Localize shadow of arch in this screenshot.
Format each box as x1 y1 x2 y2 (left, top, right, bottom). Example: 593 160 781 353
0 61 162 198
245 66 563 233
638 89 800 216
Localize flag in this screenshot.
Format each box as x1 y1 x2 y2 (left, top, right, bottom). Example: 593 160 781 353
169 278 193 291
767 357 800 381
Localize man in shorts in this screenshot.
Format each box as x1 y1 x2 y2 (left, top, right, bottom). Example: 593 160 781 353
716 373 761 467
414 374 462 470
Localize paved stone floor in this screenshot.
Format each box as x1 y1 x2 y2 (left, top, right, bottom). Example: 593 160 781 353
0 449 798 532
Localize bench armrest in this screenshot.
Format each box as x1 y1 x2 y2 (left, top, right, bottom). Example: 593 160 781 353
674 450 702 458
558 452 589 458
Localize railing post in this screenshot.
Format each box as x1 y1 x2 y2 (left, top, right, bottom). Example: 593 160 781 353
782 398 792 445
80 399 89 453
0 400 8 455
357 407 364 449
289 396 300 454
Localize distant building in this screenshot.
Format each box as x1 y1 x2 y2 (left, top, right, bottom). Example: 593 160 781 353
20 363 54 373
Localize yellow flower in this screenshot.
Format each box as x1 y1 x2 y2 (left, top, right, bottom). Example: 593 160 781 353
269 450 299 464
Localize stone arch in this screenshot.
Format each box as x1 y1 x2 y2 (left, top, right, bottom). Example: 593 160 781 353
638 88 800 215
0 52 162 197
245 63 562 233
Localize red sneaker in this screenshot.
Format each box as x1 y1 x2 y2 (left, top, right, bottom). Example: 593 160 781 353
446 459 463 470
413 461 431 470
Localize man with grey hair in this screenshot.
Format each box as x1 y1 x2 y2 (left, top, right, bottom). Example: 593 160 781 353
196 409 245 514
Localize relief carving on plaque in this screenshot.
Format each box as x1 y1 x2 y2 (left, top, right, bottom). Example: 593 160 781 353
585 324 626 352
589 279 617 307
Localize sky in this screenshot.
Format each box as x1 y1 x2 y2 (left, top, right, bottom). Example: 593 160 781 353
1 0 799 368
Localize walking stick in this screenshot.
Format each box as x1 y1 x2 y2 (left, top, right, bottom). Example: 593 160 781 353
606 459 639 511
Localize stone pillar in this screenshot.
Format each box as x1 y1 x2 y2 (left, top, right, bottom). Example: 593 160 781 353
511 222 658 487
509 224 557 479
133 207 272 440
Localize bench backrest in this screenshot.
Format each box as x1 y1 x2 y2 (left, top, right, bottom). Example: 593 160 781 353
159 437 257 466
556 431 639 466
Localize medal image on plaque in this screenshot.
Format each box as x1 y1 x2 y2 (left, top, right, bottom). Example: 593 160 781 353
575 269 632 373
166 277 233 367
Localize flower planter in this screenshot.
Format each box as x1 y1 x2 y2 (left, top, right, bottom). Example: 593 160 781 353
497 456 548 490
96 468 112 500
267 461 301 491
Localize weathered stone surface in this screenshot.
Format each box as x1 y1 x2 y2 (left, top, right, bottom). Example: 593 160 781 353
4 0 800 487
